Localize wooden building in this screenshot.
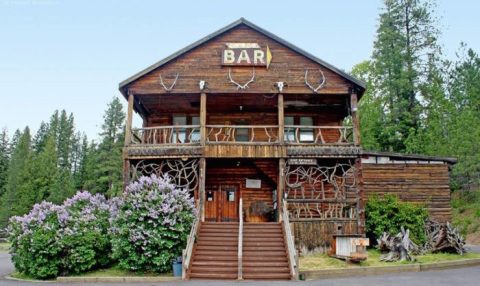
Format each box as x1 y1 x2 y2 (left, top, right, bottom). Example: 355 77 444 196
119 18 454 280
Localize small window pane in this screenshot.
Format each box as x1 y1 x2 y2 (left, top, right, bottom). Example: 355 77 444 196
236 128 249 142
284 116 295 142
173 116 187 143
190 116 200 143
191 116 200 125
300 117 314 142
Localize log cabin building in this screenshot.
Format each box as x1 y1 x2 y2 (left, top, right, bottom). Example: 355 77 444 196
119 18 455 280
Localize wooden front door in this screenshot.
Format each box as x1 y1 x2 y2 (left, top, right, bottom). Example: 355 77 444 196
205 184 239 222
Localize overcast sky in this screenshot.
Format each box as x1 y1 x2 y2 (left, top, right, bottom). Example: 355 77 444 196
0 0 479 140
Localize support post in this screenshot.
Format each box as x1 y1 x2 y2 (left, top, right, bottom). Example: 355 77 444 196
350 92 361 146
278 158 286 222
125 92 134 146
278 93 284 144
123 159 130 190
199 157 206 222
354 157 365 236
200 92 207 146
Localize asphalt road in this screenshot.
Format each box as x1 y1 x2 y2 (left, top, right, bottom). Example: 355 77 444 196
1 252 480 286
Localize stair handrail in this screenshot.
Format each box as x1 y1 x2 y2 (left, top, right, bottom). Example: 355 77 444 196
182 198 203 279
238 198 243 280
282 200 298 279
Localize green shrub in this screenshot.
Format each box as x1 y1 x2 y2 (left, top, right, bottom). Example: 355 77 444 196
365 194 429 244
111 175 196 272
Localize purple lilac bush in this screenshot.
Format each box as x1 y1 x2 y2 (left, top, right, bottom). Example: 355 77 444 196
8 192 115 279
111 174 196 272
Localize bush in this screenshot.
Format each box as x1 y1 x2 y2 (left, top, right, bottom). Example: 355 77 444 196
62 191 113 273
8 192 114 279
365 194 429 245
111 174 196 272
8 202 67 279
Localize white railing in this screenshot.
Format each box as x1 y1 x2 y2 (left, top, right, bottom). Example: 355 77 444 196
206 125 279 144
284 125 353 145
131 125 201 145
238 198 243 280
182 199 203 279
282 200 298 279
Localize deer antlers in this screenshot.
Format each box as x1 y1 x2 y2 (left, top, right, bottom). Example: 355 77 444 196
305 69 326 93
227 68 255 90
159 73 179 92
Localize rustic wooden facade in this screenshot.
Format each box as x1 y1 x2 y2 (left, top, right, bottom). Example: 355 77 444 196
119 18 454 279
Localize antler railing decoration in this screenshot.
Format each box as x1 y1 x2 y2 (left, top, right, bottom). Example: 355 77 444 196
227 68 255 90
305 69 326 93
159 72 179 92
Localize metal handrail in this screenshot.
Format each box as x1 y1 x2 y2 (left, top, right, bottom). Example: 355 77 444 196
282 200 298 279
182 198 203 279
238 198 243 280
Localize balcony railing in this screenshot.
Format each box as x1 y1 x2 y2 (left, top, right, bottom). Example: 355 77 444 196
131 125 201 145
206 125 279 144
128 125 354 146
284 125 353 145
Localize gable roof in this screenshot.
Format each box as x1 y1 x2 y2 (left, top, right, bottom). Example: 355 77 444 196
119 18 366 95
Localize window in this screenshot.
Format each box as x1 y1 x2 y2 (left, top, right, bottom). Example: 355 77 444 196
300 116 314 142
284 116 295 142
173 115 187 143
235 122 249 142
190 116 200 143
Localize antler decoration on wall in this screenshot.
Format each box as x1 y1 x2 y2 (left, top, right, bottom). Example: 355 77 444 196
159 73 179 92
305 69 326 93
227 68 255 90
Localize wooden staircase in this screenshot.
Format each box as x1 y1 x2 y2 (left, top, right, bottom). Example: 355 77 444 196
187 222 291 280
243 222 291 280
189 222 239 280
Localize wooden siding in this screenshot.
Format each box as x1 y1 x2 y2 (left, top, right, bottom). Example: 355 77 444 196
127 25 354 96
292 221 358 249
362 163 452 222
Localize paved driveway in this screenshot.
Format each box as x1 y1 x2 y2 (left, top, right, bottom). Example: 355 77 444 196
1 252 480 286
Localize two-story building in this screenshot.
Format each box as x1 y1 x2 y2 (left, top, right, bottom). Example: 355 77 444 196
119 18 454 280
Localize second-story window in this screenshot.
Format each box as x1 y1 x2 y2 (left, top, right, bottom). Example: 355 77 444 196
300 116 314 142
235 122 249 142
284 116 295 143
190 116 200 143
173 115 187 143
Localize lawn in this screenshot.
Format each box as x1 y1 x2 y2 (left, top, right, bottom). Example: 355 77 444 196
0 242 10 253
299 249 480 271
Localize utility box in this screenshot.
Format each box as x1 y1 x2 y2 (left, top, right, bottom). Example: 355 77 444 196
331 234 370 262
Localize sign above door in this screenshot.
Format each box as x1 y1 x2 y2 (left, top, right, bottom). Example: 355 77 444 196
222 43 272 68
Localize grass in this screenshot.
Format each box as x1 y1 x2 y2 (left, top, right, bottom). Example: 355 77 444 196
299 249 480 271
452 190 480 244
0 242 10 253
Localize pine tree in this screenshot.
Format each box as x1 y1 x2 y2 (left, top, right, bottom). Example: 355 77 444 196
371 0 441 152
0 127 33 227
0 128 10 197
32 121 50 153
73 135 89 190
83 97 125 196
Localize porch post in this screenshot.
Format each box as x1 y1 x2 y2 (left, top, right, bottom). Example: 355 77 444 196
350 91 361 146
125 91 134 146
278 93 284 144
278 158 286 222
199 157 206 222
200 92 207 146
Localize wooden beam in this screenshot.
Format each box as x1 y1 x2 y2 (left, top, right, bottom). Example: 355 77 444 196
278 158 286 222
123 158 130 191
350 92 361 146
278 93 284 144
125 92 134 146
355 158 365 236
200 92 207 146
199 157 206 222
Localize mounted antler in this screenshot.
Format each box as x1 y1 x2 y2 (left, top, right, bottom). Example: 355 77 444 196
159 73 179 92
305 69 326 93
227 68 255 90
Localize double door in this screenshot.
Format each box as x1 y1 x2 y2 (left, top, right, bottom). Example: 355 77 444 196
205 185 239 222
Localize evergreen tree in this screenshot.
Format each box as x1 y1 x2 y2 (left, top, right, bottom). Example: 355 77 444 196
0 127 33 227
32 121 50 153
83 97 125 196
73 135 89 190
0 128 10 197
371 0 441 152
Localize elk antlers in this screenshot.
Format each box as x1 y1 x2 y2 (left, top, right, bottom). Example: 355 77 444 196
305 69 326 93
227 68 255 90
159 73 179 92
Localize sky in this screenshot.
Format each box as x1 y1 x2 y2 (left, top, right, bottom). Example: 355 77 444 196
0 0 479 141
